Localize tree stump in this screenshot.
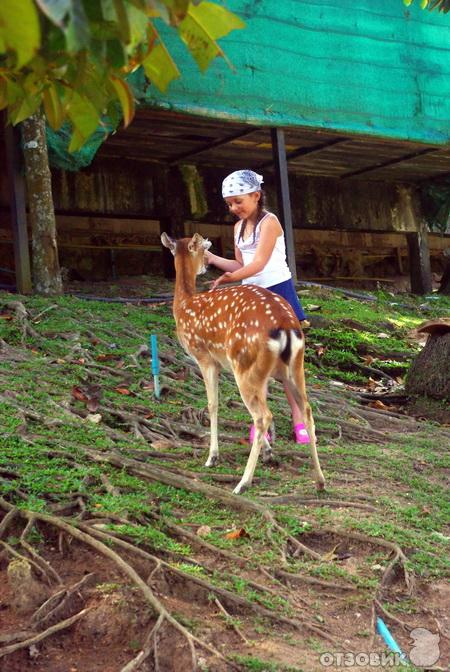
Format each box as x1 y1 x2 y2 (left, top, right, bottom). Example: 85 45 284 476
406 319 450 401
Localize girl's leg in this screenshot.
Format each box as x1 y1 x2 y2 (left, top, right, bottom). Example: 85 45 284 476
284 381 302 425
284 381 311 444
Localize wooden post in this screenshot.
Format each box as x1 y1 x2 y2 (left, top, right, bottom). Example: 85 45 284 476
407 231 432 294
397 186 432 295
158 167 187 279
4 122 32 294
270 128 297 282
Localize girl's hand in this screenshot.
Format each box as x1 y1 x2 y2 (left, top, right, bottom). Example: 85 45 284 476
210 272 233 291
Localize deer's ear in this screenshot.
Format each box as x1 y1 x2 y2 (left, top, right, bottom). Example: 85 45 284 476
161 233 176 255
188 233 204 253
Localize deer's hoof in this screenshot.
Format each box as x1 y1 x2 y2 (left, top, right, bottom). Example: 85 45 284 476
262 448 273 463
316 479 326 491
205 455 219 467
233 481 248 495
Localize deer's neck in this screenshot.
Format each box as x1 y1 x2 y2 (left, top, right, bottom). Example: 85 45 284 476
173 256 197 316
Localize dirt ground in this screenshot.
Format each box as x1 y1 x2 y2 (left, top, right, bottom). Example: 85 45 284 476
0 275 449 672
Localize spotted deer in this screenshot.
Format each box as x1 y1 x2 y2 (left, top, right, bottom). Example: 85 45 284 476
161 232 325 495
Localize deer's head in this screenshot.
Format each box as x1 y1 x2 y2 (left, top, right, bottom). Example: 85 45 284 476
161 233 212 276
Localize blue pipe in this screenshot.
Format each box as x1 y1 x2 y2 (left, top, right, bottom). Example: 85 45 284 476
150 333 161 399
376 617 407 662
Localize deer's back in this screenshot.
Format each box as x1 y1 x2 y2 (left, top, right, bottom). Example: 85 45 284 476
175 285 300 368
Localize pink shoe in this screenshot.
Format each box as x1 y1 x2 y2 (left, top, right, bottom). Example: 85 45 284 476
249 425 271 444
293 422 310 444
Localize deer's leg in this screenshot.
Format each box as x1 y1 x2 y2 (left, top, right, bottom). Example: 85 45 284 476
232 370 272 495
197 359 220 467
285 352 326 491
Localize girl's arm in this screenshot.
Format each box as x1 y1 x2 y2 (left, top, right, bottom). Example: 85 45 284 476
205 221 244 272
205 250 242 272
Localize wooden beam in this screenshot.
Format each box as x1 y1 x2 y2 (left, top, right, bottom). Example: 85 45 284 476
4 120 32 294
340 147 437 179
168 127 259 164
261 137 348 169
270 128 297 282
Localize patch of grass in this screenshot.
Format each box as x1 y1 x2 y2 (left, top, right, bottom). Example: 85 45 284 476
232 655 305 671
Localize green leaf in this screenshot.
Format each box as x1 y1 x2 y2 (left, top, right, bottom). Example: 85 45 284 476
34 0 71 27
0 0 41 68
9 91 41 125
65 0 91 52
106 38 127 68
179 2 245 72
109 75 135 127
42 82 65 130
112 0 131 44
0 78 7 110
65 91 100 151
142 41 180 92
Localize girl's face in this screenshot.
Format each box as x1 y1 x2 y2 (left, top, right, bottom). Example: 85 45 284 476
224 191 260 220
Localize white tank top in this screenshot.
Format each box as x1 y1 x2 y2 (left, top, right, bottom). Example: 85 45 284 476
235 212 292 288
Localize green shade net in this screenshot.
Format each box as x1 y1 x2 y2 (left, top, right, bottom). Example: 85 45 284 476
45 71 147 171
46 121 114 171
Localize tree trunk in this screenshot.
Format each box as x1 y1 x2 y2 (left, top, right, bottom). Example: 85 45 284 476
20 111 62 295
406 332 450 400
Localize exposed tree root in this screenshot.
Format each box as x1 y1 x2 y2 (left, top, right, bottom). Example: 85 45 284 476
0 498 239 671
313 528 414 595
0 608 91 659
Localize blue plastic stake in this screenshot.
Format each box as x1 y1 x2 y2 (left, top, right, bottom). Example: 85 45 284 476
376 617 407 662
150 334 161 399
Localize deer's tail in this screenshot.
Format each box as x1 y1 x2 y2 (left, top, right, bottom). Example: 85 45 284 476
267 328 304 366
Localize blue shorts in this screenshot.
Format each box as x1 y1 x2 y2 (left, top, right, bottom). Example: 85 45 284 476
266 278 306 322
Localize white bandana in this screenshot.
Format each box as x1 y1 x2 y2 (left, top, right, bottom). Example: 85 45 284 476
222 170 264 198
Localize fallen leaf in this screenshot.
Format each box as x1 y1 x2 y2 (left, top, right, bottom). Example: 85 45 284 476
86 413 102 424
86 399 100 412
150 439 177 450
316 346 327 357
306 304 321 311
0 315 13 320
361 355 375 365
368 400 389 410
322 544 340 561
366 377 379 391
72 386 89 402
376 332 390 339
141 381 154 391
225 528 249 540
96 353 121 361
196 525 211 538
114 387 131 395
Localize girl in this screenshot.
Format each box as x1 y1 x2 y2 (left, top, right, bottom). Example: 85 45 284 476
205 169 310 445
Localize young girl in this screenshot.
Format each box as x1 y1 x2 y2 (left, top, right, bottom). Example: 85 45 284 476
205 169 310 445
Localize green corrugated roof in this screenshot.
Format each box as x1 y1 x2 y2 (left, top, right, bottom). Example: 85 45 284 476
141 0 450 145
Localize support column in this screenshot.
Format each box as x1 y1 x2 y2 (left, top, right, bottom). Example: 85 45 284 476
407 231 432 294
4 122 32 294
397 186 432 295
270 127 297 282
158 167 186 279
